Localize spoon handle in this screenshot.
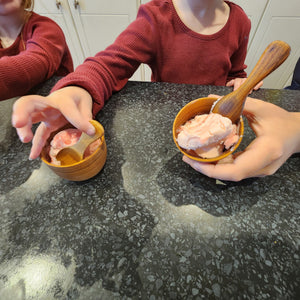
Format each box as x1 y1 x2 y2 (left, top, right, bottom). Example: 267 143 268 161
211 40 291 124
235 40 291 99
74 120 105 155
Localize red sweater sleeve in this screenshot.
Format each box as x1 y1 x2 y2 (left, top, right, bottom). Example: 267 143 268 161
226 3 250 81
52 3 158 116
0 13 73 101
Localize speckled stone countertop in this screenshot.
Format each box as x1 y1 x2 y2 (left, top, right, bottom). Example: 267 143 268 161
1 78 299 300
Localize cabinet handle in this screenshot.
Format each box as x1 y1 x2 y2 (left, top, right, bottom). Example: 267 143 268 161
74 0 79 9
56 0 61 9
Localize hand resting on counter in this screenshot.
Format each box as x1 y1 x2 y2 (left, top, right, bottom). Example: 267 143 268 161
12 86 95 160
183 97 300 181
226 78 263 91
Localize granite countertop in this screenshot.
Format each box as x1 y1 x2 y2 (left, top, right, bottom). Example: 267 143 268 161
0 78 299 299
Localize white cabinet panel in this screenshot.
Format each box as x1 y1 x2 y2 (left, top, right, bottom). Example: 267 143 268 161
78 15 133 55
246 0 300 88
34 0 85 68
230 0 269 47
68 0 142 80
68 0 138 57
35 0 142 79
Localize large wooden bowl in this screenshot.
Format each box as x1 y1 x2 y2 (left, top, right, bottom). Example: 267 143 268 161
173 97 244 162
41 121 107 181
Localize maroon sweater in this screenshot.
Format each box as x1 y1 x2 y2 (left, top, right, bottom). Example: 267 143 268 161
0 12 73 101
53 0 250 115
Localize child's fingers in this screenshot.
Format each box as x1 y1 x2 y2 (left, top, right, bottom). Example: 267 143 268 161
12 95 50 127
225 79 234 87
29 123 51 159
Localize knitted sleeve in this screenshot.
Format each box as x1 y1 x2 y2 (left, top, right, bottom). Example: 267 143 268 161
0 13 73 100
51 4 158 116
226 3 251 81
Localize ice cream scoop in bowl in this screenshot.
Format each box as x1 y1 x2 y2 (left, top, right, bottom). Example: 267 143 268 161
173 96 244 162
173 40 290 162
40 120 107 181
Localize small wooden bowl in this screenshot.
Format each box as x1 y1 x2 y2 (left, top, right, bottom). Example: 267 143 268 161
173 97 244 162
41 121 107 181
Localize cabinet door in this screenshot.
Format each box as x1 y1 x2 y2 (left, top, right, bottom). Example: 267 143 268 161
245 0 300 88
34 0 85 68
68 0 141 80
230 0 269 47
67 0 138 56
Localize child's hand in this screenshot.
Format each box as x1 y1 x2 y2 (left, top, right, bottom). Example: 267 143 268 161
182 97 300 181
12 86 95 160
226 78 263 92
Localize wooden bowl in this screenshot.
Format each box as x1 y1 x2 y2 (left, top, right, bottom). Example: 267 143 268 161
173 97 244 162
40 121 107 181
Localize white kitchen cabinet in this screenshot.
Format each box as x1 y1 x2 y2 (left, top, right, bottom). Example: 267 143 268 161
68 0 143 80
221 0 300 88
34 0 85 68
34 0 142 80
231 0 269 48
243 0 300 88
67 0 138 57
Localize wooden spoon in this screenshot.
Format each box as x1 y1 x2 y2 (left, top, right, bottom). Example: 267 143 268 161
211 40 291 124
56 120 104 166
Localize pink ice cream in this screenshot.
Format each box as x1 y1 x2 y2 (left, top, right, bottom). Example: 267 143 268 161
49 128 101 165
177 113 239 158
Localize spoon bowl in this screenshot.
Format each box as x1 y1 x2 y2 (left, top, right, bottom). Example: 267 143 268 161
55 120 104 165
212 40 291 124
